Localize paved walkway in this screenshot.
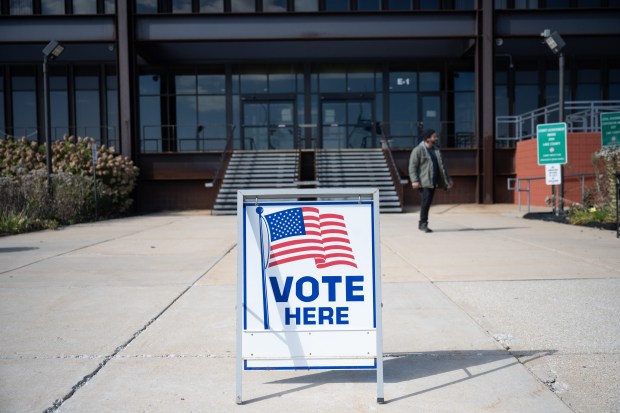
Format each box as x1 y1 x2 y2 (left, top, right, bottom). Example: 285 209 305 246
0 204 618 413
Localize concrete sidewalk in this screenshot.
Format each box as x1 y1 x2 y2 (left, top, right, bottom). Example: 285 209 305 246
0 205 618 413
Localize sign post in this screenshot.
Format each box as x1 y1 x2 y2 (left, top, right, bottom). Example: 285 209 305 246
601 112 620 148
537 123 568 214
236 188 384 404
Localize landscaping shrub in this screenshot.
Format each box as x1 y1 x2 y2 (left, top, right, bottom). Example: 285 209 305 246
0 136 139 234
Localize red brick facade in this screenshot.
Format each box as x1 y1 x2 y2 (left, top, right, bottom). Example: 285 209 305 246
514 133 601 207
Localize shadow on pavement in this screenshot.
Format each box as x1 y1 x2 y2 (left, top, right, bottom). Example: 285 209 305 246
241 350 556 405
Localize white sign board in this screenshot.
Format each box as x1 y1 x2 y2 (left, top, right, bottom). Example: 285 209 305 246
236 189 384 404
545 164 562 185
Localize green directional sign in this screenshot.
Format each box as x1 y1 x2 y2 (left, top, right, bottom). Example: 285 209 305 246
601 112 620 147
537 122 567 165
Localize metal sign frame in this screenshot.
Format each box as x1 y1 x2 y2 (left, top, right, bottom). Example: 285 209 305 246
235 188 384 404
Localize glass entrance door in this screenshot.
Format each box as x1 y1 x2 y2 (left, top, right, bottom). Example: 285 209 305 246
320 96 376 149
417 93 441 139
241 98 296 150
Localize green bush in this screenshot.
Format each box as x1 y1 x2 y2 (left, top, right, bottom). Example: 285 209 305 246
567 145 619 227
0 136 139 234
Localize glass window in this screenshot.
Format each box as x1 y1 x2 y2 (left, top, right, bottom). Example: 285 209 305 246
75 76 101 141
198 96 227 150
357 0 380 10
198 75 226 94
173 0 193 13
176 95 198 151
0 76 4 137
175 75 197 94
269 73 296 93
295 0 318 11
200 0 224 12
140 96 161 152
419 72 440 91
325 0 349 11
454 0 474 9
454 92 474 146
389 93 417 141
544 0 570 8
42 0 65 14
106 76 119 150
514 70 538 134
514 0 539 8
388 0 411 10
140 74 162 95
104 0 115 13
231 0 256 12
576 69 601 101
319 66 346 92
347 71 374 93
136 0 157 13
609 69 620 100
454 72 474 91
10 0 32 15
73 0 97 14
240 72 268 93
50 76 69 140
419 0 440 9
12 75 37 139
264 0 288 12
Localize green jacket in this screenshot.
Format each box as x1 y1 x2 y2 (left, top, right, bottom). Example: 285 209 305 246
408 141 451 189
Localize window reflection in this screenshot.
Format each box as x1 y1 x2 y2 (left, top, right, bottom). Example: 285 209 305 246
73 0 97 14
9 0 33 15
75 76 101 141
50 76 69 140
41 0 65 14
12 75 37 139
0 76 4 137
294 0 318 11
136 0 157 13
264 0 288 12
200 0 223 12
231 0 255 12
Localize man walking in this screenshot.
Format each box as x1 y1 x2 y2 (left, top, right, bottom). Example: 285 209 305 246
408 129 453 233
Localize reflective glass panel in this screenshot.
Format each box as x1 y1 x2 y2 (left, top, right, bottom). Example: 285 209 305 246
269 73 296 93
240 73 268 93
264 0 288 12
295 0 318 11
388 93 416 144
200 0 224 12
75 76 101 141
173 0 193 13
50 76 68 140
347 71 374 93
12 76 36 139
106 75 119 150
140 74 162 95
419 0 440 9
231 0 255 12
198 95 226 149
388 0 411 10
419 72 440 91
73 0 97 14
198 75 226 94
325 0 349 11
10 0 33 15
357 0 380 10
136 0 157 13
319 69 346 92
140 96 161 152
175 75 197 94
0 76 4 137
42 0 65 14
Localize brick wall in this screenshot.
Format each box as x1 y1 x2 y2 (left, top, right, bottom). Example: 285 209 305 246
514 132 600 207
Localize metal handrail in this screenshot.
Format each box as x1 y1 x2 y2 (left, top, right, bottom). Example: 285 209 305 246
496 100 620 143
507 172 595 213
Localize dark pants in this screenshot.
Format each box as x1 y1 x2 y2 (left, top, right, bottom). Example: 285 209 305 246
419 187 436 225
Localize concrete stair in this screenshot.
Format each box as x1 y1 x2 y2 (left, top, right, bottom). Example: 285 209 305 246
212 150 299 215
315 148 403 213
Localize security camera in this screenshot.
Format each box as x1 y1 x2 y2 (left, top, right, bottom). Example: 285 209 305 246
540 29 551 38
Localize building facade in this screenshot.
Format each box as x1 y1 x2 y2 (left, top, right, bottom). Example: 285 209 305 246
1 1 619 211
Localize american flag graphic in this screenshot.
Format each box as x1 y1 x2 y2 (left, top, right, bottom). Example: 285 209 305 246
264 206 357 269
